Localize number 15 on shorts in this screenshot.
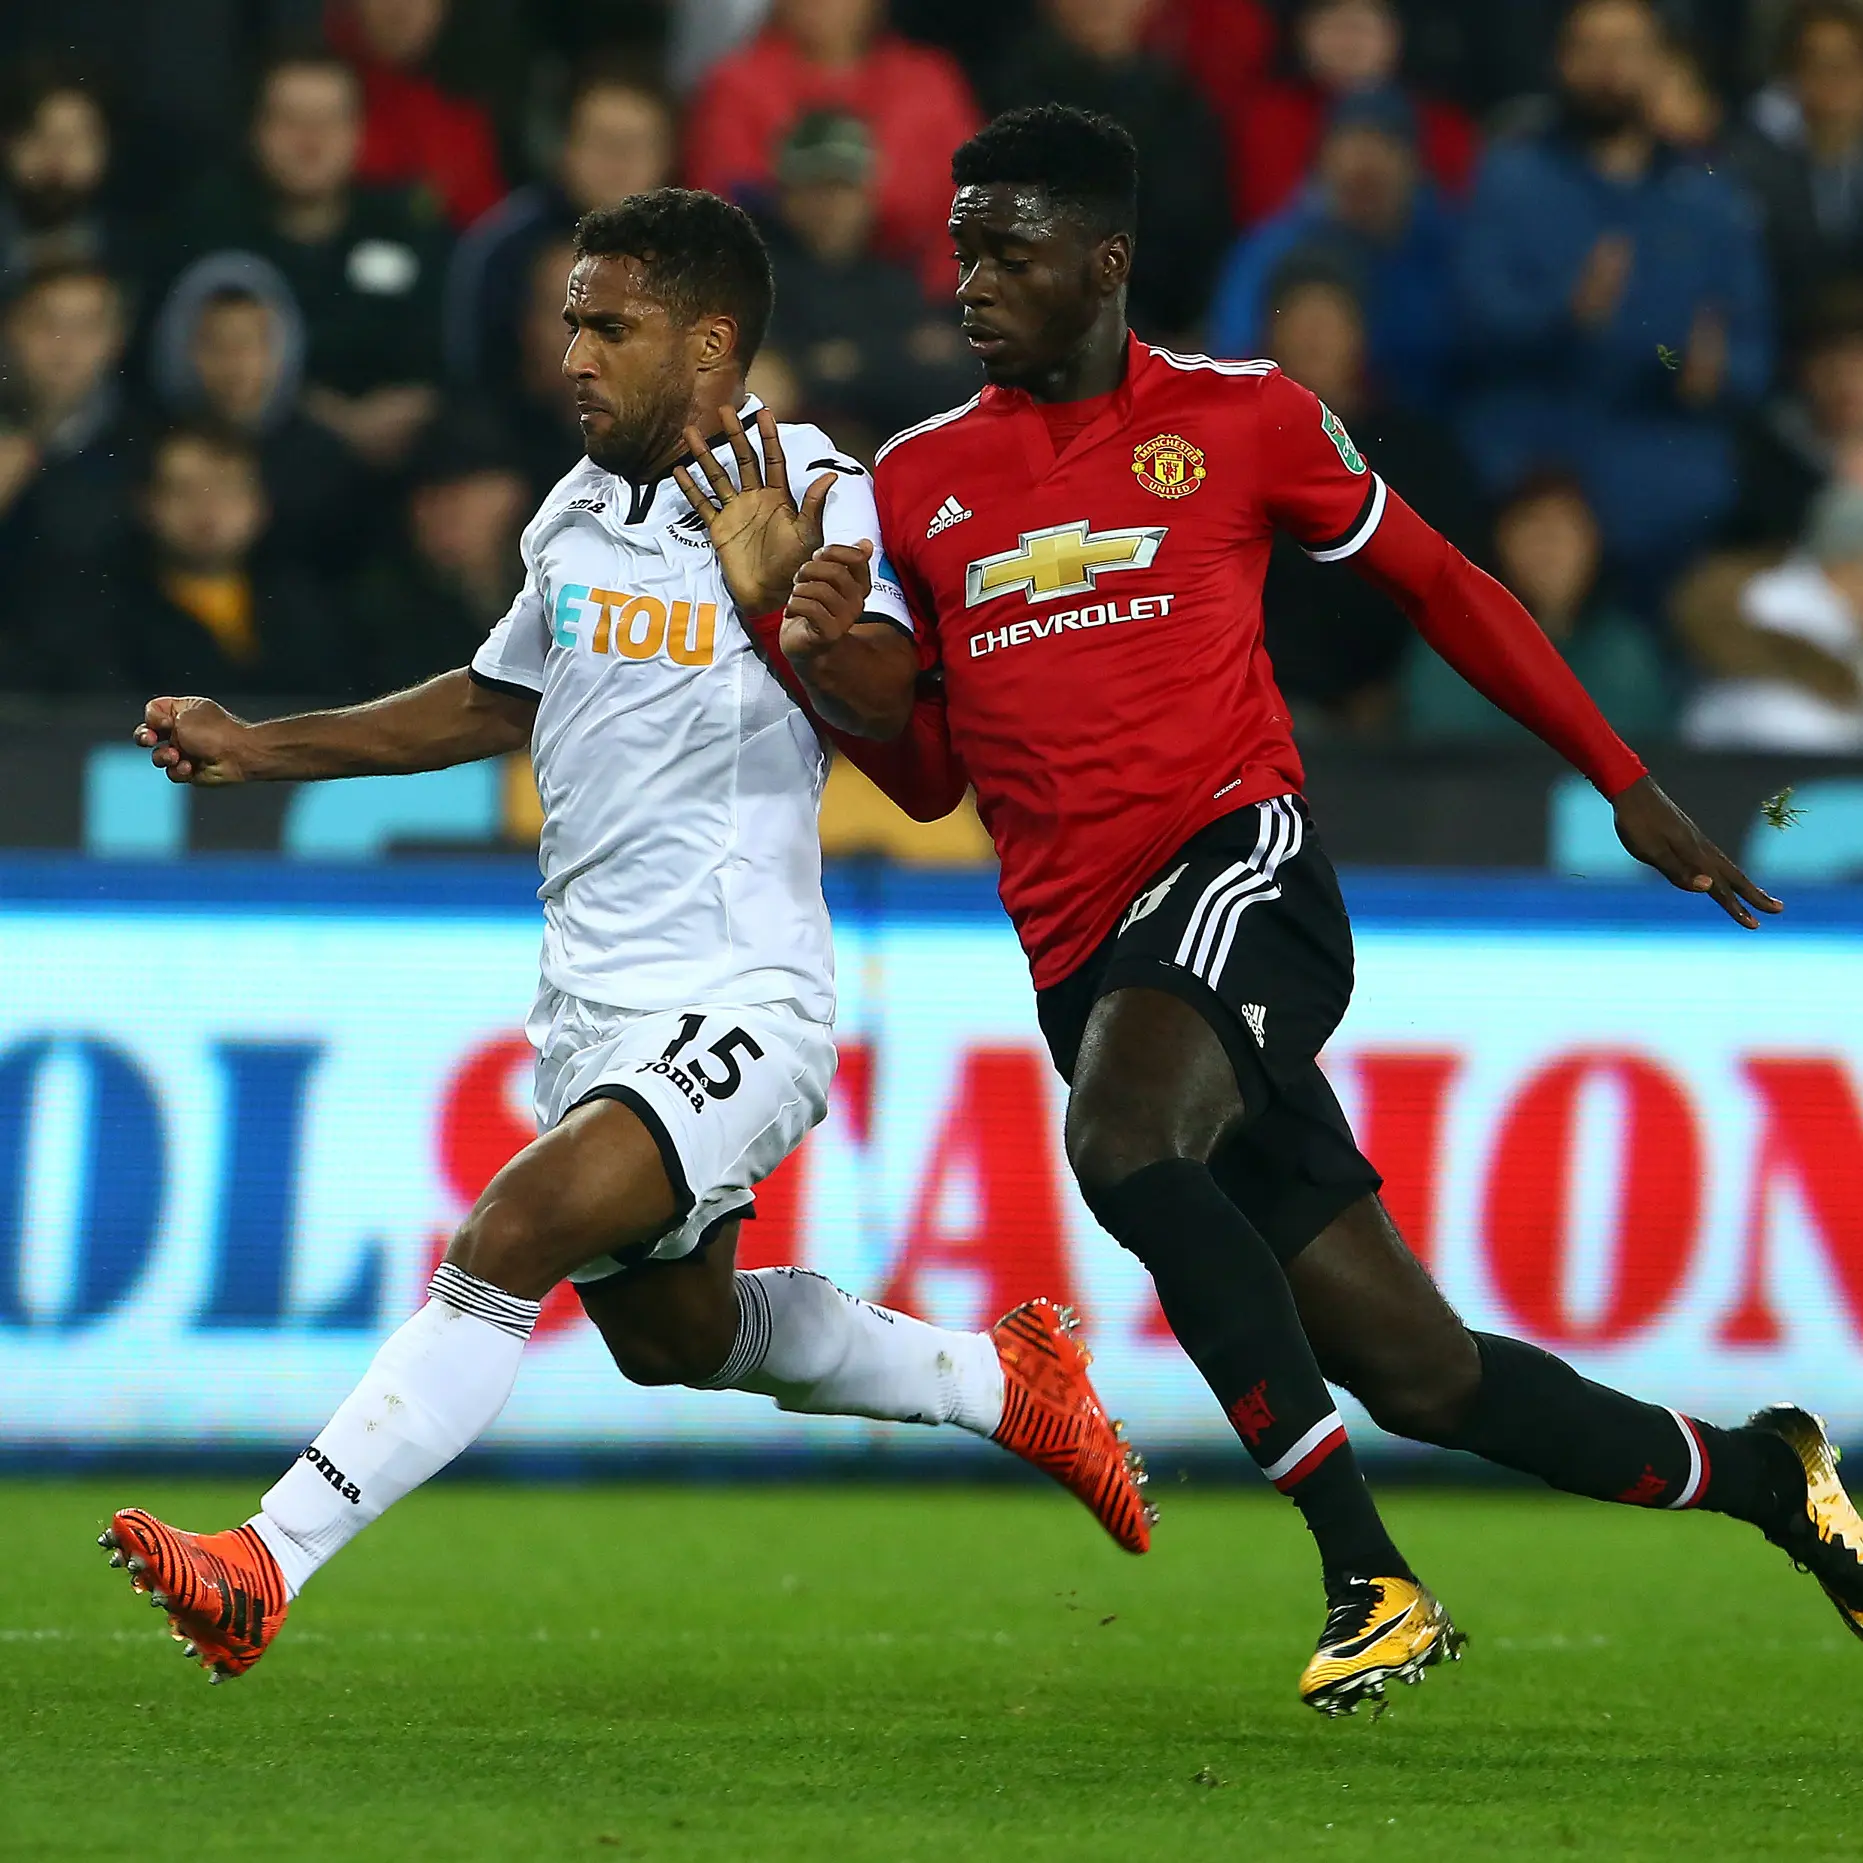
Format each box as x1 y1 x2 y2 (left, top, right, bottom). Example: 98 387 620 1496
642 1011 766 1112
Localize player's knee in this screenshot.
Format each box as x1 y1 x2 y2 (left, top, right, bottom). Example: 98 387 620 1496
448 1199 552 1302
603 1326 711 1388
1064 1095 1187 1203
1341 1338 1482 1445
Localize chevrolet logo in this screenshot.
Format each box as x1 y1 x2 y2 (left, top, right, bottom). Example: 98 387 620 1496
965 520 1167 607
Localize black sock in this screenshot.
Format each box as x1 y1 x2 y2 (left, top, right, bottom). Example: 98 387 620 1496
1446 1334 1802 1525
1087 1158 1409 1584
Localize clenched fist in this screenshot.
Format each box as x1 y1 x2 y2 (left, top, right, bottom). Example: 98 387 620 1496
133 696 254 785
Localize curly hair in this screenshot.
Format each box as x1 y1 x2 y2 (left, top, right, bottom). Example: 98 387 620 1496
573 187 774 364
951 106 1139 238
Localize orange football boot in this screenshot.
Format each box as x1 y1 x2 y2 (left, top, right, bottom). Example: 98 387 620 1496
99 1508 290 1683
990 1297 1155 1554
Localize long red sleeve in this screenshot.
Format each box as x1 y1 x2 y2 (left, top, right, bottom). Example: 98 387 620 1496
1354 492 1648 798
745 610 970 822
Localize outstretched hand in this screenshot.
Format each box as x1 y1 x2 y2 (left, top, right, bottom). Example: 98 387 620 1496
132 696 252 785
1612 774 1782 928
672 405 837 614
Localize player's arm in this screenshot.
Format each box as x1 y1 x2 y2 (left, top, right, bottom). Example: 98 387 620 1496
1257 370 1781 928
1350 497 1779 927
674 407 920 740
746 599 968 819
134 670 536 786
781 541 919 740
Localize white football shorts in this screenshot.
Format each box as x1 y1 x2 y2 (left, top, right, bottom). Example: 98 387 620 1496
525 984 836 1282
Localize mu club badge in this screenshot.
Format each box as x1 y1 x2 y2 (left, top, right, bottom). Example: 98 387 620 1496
1132 432 1207 500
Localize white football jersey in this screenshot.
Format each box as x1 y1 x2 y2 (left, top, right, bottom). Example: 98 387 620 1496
471 398 912 1023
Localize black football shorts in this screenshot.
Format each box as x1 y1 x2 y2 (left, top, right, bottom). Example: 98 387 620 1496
1036 795 1382 1266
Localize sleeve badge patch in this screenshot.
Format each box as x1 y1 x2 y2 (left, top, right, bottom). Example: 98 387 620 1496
1319 403 1368 474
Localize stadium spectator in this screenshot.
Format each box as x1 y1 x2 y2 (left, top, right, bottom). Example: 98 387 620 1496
0 65 136 302
0 263 134 603
1722 284 1863 549
1404 469 1674 743
1454 0 1772 595
351 414 529 690
1647 32 1727 156
759 112 976 457
985 0 1231 337
683 0 980 295
105 425 345 698
148 258 370 584
446 67 675 399
0 262 135 692
167 51 449 469
1255 268 1484 726
1141 0 1278 125
1725 0 1863 340
668 0 774 92
324 0 507 229
1207 92 1459 410
1226 0 1478 228
1682 479 1863 749
503 235 585 506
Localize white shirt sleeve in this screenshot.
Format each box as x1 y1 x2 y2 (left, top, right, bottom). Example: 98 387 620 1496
471 530 550 694
788 425 914 636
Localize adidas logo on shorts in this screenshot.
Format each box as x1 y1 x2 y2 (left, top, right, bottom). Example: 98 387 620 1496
927 495 973 538
1240 1003 1268 1048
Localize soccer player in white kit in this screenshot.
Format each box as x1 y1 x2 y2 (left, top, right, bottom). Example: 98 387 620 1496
100 191 1151 1683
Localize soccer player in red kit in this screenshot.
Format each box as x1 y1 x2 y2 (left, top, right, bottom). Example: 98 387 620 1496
746 105 1863 1715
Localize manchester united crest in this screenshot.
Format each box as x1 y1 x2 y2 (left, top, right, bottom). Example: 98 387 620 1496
1132 433 1207 500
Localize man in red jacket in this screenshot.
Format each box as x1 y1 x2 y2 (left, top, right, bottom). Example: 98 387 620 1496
740 105 1863 1717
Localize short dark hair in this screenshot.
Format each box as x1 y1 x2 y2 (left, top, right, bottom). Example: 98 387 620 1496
573 187 774 363
147 421 262 481
252 47 360 116
951 105 1139 238
565 56 673 127
0 57 107 145
1497 465 1595 519
1780 0 1863 65
4 259 121 318
198 283 268 315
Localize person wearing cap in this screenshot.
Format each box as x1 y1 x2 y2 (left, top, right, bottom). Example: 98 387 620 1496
1207 92 1459 411
758 109 977 456
684 0 980 297
1682 478 1863 751
1223 0 1477 228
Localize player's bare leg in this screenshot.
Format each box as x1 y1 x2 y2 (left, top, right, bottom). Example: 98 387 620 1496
99 1096 684 1681
1065 988 1458 1712
1284 1194 1863 1635
578 1226 1153 1553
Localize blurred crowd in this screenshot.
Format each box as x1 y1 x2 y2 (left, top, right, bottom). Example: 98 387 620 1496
3 0 1863 754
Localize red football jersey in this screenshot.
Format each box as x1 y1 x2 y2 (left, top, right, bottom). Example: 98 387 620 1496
875 336 1391 990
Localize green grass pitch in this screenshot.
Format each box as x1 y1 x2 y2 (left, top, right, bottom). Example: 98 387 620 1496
3 1477 1860 1861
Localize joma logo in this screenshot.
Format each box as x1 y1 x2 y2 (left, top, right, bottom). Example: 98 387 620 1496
302 1445 362 1505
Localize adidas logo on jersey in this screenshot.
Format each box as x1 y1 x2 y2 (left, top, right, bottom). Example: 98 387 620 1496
927 495 973 538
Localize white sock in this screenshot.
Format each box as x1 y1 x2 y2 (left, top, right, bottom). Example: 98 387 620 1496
248 1264 541 1596
706 1267 1005 1434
